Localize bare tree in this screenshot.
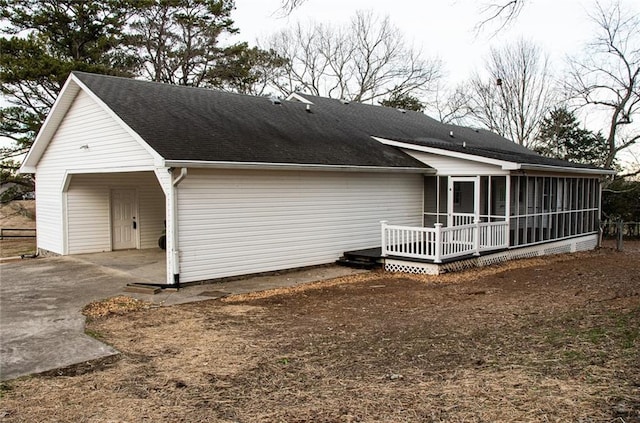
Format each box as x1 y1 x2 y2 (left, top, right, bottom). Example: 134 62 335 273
277 1 529 33
262 11 442 103
566 0 640 170
475 0 527 34
277 0 307 16
465 39 555 147
426 83 475 124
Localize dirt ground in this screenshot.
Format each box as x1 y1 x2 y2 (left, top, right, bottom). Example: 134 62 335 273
1 243 639 422
0 200 36 258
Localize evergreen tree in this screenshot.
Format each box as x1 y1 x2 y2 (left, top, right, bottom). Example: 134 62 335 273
602 178 640 222
0 0 285 201
380 93 425 112
128 0 284 90
0 0 140 200
128 0 237 86
207 45 288 95
534 107 610 168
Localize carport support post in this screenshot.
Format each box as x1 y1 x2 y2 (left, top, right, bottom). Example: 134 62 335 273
170 168 188 287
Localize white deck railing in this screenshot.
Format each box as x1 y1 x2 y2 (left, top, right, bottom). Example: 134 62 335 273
452 213 475 226
381 220 509 263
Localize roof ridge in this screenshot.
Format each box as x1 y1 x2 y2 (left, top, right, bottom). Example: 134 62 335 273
72 71 284 103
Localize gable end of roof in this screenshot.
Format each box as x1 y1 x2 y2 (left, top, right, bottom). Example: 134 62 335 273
20 73 164 173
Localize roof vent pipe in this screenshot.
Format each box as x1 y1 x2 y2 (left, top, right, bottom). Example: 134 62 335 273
306 104 312 113
449 130 454 138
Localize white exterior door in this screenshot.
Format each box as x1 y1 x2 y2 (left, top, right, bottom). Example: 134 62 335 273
111 189 138 250
448 176 479 226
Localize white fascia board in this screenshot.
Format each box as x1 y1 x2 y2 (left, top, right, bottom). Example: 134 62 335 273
20 76 81 173
285 92 314 104
70 74 165 167
373 137 614 175
19 164 37 174
518 163 616 175
373 137 517 169
163 160 434 174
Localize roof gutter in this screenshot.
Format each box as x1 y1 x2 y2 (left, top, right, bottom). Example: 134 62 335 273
163 160 434 174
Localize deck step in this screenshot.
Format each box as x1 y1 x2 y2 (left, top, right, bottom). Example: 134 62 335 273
123 283 162 295
336 255 382 270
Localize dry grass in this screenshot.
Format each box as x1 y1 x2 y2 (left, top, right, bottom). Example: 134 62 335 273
0 238 36 258
82 296 153 319
0 200 36 258
1 245 639 422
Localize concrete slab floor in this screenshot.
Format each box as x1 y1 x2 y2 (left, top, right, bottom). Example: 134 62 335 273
73 248 167 284
0 253 368 381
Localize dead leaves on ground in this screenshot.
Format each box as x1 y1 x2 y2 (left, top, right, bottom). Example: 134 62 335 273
82 296 152 319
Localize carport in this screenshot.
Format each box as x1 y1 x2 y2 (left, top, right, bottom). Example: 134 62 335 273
64 171 165 254
62 171 168 283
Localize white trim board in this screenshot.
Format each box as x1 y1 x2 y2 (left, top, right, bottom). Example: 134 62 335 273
373 137 615 176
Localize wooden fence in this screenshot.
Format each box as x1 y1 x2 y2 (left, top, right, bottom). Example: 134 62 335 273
0 228 36 240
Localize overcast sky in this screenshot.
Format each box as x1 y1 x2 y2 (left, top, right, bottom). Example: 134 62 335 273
231 0 597 84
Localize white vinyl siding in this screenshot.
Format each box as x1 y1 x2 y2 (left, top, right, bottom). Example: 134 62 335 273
34 168 66 254
66 172 165 254
34 89 159 254
405 150 507 175
177 169 423 282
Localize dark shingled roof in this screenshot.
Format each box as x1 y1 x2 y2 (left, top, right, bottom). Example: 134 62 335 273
297 95 600 169
73 72 599 170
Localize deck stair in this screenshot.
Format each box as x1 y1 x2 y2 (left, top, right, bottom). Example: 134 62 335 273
337 247 383 270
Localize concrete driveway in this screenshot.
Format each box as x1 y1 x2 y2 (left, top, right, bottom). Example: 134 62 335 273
0 252 366 381
0 254 151 381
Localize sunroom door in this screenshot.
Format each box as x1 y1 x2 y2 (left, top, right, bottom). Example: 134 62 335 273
448 177 479 226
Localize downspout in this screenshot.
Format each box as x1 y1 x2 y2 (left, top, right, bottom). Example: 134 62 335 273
171 168 188 287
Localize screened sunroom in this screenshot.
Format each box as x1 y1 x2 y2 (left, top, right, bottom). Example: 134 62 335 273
508 175 600 246
380 173 603 265
421 174 600 246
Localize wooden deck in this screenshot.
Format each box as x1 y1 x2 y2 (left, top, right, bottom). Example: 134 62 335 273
340 233 599 275
341 245 509 267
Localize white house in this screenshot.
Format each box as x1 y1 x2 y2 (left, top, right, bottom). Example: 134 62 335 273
20 72 614 285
